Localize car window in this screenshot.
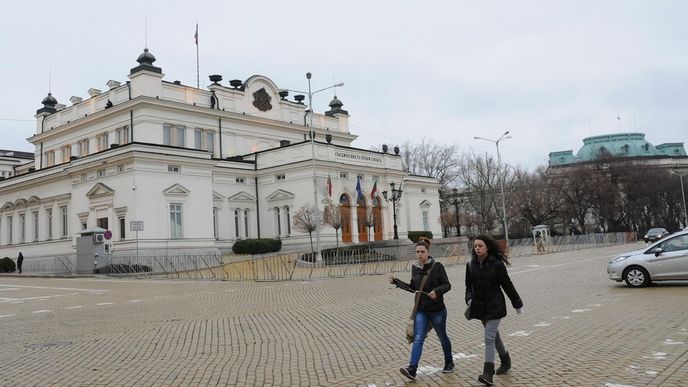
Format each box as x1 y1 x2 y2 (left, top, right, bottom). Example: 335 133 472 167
658 234 688 252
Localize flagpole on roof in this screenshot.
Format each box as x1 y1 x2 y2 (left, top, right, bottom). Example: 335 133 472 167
195 23 200 89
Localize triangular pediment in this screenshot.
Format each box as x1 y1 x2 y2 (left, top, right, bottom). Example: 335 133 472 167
27 195 41 206
213 191 225 202
13 198 27 208
419 200 432 208
266 189 295 201
86 182 115 199
228 191 255 202
1 201 13 211
163 183 190 196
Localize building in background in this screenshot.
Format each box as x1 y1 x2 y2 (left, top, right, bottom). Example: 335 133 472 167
0 48 441 261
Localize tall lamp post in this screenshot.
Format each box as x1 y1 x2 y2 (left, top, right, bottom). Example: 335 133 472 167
474 131 511 244
671 170 688 228
291 73 344 259
450 188 463 237
382 182 403 239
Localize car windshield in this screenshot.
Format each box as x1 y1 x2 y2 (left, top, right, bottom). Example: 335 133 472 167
648 228 666 234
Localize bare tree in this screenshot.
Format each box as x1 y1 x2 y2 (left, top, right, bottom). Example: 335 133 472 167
458 151 504 235
510 166 561 232
292 204 324 257
324 204 343 249
399 138 461 192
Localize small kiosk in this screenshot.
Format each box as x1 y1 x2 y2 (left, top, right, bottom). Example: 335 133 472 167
76 227 107 274
532 224 551 254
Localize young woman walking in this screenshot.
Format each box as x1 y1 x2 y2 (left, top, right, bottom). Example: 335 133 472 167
389 237 454 381
466 235 523 386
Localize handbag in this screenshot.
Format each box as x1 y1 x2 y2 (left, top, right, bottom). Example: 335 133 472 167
405 262 436 344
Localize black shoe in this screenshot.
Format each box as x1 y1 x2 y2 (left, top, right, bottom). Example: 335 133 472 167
442 362 455 373
496 352 511 375
478 362 495 386
400 366 417 380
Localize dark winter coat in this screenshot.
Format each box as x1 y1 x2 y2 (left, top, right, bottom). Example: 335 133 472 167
393 258 451 313
465 254 522 320
17 253 23 266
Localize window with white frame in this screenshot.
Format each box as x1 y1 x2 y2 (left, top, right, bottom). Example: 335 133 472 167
168 165 181 173
61 145 72 163
8 215 13 244
19 214 25 243
117 165 125 173
119 216 126 239
243 209 250 238
194 129 215 154
340 172 348 179
234 209 240 238
60 206 68 238
372 175 380 183
46 208 53 240
46 150 55 167
285 206 291 235
357 174 365 181
116 126 130 145
77 139 89 157
213 207 219 239
96 133 109 151
32 211 39 241
422 210 429 231
236 177 245 183
169 203 183 238
275 174 286 181
97 169 106 178
421 187 427 193
275 207 281 236
163 124 186 147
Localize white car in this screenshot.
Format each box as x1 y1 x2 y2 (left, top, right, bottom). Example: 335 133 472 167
608 230 688 288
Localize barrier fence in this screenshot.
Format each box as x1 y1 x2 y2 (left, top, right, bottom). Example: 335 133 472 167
95 231 636 281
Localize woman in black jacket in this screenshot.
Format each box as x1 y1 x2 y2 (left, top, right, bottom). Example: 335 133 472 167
389 237 454 381
466 235 523 386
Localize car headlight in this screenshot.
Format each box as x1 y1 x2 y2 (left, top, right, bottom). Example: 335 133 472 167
610 255 631 264
644 235 649 238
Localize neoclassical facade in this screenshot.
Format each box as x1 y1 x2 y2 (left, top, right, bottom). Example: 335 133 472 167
0 48 441 259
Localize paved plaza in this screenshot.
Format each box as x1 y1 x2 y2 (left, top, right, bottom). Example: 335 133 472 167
1 243 687 386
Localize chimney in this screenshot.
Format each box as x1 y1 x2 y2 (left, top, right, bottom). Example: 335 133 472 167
88 88 102 97
70 96 83 105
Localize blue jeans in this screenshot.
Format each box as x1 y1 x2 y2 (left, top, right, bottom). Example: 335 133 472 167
409 308 453 367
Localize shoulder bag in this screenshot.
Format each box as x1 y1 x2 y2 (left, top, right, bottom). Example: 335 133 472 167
405 262 436 344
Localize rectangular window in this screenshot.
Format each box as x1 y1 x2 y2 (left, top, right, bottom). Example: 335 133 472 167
19 214 25 243
117 165 125 173
236 177 245 183
33 211 39 242
275 174 286 181
116 126 130 144
340 172 348 179
61 145 72 163
243 209 249 238
275 207 281 236
97 217 108 230
8 216 13 244
163 125 186 147
168 165 181 173
234 209 240 238
422 211 429 231
96 133 109 151
77 139 89 157
119 217 126 239
97 169 106 178
170 203 183 238
421 187 426 193
194 129 215 154
60 206 68 237
285 207 291 235
213 207 219 240
356 174 365 181
46 150 55 167
206 131 214 154
372 175 380 183
46 208 53 240
80 174 87 183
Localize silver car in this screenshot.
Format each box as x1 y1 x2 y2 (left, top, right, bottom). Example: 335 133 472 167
608 230 688 288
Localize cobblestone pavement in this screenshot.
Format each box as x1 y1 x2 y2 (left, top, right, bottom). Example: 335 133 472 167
1 242 687 386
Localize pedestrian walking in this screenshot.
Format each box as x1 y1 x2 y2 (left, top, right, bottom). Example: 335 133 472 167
17 252 24 275
466 235 523 386
535 231 546 253
389 237 454 381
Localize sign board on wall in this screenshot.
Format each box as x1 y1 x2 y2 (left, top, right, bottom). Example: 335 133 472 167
130 221 144 231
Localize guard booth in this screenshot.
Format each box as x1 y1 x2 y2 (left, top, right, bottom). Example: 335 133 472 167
76 227 107 274
532 224 551 254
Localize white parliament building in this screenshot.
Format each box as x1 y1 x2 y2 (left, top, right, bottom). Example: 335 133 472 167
0 48 441 259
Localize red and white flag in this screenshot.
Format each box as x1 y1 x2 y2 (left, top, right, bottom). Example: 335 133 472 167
327 175 333 197
370 181 378 198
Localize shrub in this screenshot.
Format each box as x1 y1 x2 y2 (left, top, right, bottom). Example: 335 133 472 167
232 238 282 254
300 244 396 265
407 231 433 243
0 257 16 273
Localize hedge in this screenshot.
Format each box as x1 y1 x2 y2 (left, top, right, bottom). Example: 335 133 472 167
0 257 16 273
407 231 433 243
232 238 282 254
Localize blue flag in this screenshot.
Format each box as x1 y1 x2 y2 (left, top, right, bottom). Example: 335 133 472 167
355 177 363 200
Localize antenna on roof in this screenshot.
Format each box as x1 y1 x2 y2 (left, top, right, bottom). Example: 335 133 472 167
332 75 339 96
145 19 148 48
617 115 621 133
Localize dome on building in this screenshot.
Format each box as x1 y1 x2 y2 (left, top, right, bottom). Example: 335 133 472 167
575 133 659 161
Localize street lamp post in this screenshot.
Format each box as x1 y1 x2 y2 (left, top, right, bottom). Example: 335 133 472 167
292 73 344 260
382 182 403 239
474 131 511 244
671 170 688 228
451 188 462 237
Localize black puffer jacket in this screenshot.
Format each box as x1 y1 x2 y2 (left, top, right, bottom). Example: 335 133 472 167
465 255 522 320
393 258 451 313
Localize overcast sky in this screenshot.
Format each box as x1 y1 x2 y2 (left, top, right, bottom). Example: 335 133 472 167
2 0 687 170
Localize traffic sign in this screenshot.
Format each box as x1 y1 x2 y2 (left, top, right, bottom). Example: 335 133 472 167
130 221 144 231
103 230 112 240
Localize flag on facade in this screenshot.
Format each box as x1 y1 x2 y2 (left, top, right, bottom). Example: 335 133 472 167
370 181 378 198
327 174 332 197
355 177 363 200
194 24 199 45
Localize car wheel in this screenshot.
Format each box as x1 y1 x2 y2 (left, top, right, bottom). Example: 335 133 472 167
623 266 650 288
